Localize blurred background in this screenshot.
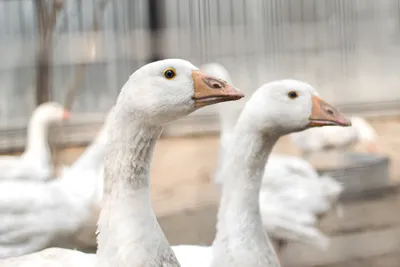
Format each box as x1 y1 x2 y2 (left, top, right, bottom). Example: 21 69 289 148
1 0 400 266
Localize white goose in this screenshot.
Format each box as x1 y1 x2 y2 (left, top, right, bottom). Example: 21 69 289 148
289 116 379 156
0 115 109 258
199 64 243 182
201 63 343 254
55 110 112 251
261 154 343 217
172 79 351 267
0 102 70 181
0 59 244 267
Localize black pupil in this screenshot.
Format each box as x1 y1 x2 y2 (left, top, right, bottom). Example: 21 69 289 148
165 70 175 78
289 91 297 98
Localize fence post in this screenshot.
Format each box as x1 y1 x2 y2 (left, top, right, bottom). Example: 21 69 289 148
148 0 164 63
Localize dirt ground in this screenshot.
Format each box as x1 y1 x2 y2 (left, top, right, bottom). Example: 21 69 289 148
55 116 400 216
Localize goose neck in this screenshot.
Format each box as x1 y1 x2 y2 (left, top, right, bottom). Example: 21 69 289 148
23 117 51 165
96 119 180 267
217 129 277 226
72 140 106 171
212 125 280 267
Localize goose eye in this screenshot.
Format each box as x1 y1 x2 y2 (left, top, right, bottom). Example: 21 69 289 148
288 91 298 99
164 68 176 79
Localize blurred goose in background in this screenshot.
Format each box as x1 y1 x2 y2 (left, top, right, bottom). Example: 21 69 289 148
173 79 351 267
199 63 243 182
289 116 379 157
56 109 113 250
0 116 109 259
0 102 70 181
0 59 244 267
263 155 343 217
200 63 343 255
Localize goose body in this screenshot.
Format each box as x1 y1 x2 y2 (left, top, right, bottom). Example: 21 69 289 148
0 102 70 181
262 161 342 216
0 173 96 259
0 59 243 267
289 116 379 155
0 121 109 258
0 248 96 267
264 154 319 179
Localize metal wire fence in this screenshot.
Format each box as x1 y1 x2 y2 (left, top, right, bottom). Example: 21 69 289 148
1 0 400 148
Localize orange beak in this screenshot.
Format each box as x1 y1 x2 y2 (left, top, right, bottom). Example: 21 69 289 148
62 110 71 120
191 70 244 108
308 96 351 127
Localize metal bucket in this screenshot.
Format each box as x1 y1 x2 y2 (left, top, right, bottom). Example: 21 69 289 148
311 152 391 199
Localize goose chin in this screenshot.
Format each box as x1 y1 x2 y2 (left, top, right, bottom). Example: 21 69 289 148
193 95 243 108
308 119 349 127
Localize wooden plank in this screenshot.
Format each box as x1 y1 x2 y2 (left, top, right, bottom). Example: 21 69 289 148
339 184 400 203
281 227 400 267
321 252 400 267
159 204 218 246
320 192 400 235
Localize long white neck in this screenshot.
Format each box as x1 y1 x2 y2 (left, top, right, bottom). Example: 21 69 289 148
96 115 180 267
72 136 106 172
22 116 52 167
57 136 107 209
211 119 281 267
214 102 243 183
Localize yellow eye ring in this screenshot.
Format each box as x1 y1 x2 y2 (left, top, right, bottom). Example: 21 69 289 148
164 68 176 79
288 90 298 99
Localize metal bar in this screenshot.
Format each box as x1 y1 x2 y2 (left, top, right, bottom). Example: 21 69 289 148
148 0 164 62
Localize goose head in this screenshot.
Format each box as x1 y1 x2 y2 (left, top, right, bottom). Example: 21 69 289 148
241 79 351 135
116 59 244 125
31 102 70 125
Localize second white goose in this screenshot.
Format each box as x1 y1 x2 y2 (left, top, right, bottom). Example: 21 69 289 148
173 79 351 267
0 102 70 181
200 63 343 255
0 113 110 258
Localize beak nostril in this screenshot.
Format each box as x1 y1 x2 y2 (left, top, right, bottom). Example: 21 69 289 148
201 77 225 90
212 83 222 89
326 109 335 116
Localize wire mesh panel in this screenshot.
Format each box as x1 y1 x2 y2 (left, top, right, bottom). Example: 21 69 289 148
1 0 400 147
0 0 149 129
162 0 400 112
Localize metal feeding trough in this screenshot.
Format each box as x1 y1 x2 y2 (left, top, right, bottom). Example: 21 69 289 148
308 151 391 199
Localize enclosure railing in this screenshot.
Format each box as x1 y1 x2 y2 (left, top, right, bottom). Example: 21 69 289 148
1 0 400 150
